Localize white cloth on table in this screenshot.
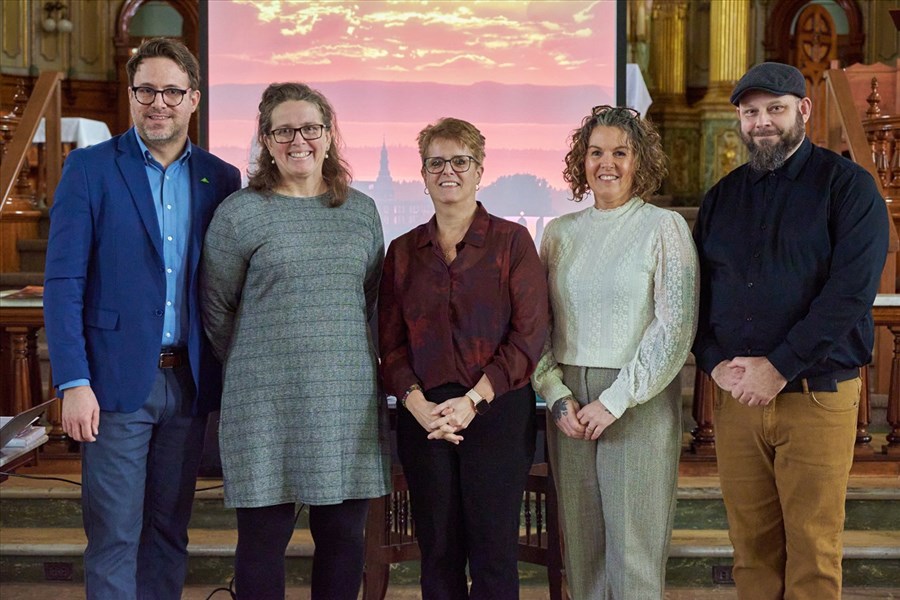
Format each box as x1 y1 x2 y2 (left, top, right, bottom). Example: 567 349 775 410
32 117 112 148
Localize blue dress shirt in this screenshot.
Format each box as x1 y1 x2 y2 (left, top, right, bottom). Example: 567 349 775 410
58 129 193 393
134 129 193 348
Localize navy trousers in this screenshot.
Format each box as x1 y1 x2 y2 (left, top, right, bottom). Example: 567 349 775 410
81 365 207 600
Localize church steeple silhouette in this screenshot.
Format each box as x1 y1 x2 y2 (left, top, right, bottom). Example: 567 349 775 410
374 137 395 201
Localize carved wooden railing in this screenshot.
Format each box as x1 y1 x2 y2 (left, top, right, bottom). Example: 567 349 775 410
1 72 64 278
1 71 64 211
862 76 900 261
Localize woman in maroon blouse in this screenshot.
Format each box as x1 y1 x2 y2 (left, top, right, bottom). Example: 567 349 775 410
379 117 549 599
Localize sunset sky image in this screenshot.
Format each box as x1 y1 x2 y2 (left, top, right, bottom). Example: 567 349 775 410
207 1 618 189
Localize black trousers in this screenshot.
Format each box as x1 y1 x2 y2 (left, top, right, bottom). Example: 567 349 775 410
397 382 536 600
233 498 369 600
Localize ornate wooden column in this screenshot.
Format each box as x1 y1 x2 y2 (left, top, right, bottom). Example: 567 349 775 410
649 0 688 104
706 0 750 101
648 0 702 204
698 0 750 192
8 326 31 416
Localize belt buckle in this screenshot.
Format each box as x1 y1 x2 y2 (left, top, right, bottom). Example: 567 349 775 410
158 350 174 369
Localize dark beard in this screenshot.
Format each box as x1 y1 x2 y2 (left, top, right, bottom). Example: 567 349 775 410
742 111 806 172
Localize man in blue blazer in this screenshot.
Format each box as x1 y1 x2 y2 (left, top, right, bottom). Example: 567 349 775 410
44 38 241 599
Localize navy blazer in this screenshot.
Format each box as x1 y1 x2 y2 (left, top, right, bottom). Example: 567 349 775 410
44 129 241 414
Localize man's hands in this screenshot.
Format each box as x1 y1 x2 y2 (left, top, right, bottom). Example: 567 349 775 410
712 357 787 407
551 395 617 440
61 385 100 442
711 360 744 392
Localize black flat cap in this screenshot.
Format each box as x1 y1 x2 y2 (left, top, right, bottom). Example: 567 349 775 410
730 62 807 106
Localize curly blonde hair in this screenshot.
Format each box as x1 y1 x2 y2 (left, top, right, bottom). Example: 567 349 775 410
563 106 667 201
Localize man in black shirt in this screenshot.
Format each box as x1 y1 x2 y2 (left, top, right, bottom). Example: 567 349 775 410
693 62 889 599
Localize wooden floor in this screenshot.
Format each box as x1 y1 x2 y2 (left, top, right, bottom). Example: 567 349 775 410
0 583 898 599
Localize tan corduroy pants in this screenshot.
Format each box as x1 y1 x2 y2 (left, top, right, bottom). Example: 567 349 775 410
714 378 860 600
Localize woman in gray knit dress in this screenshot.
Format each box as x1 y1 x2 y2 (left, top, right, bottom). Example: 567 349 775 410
200 83 389 600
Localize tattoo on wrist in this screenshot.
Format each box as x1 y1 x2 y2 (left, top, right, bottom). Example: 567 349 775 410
552 397 571 423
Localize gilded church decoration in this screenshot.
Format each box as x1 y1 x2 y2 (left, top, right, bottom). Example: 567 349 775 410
717 129 741 180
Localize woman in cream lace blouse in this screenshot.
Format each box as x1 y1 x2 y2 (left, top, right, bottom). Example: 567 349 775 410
532 105 699 599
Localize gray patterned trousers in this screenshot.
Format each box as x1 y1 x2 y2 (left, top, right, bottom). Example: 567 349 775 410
546 364 682 600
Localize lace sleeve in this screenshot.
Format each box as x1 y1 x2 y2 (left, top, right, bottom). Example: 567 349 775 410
599 212 699 417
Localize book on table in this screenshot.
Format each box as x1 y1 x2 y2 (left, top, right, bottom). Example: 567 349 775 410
0 286 44 309
2 424 47 447
0 285 43 300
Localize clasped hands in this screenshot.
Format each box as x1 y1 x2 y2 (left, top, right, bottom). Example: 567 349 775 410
712 356 787 407
405 390 475 445
552 396 616 440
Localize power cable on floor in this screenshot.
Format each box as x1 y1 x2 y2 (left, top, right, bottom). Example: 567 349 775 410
0 472 81 485
204 576 236 599
0 471 225 493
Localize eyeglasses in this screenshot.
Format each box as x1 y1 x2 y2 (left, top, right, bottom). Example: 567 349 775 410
591 105 640 119
267 125 330 144
131 86 191 107
423 155 480 174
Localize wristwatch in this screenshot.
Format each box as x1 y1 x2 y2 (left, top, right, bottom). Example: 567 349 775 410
466 388 490 415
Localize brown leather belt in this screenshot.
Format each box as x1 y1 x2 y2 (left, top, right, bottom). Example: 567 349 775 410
158 347 188 369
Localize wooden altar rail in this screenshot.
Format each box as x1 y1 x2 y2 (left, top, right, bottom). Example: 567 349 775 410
690 300 900 459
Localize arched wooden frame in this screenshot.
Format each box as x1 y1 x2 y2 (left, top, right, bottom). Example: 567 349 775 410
113 0 200 139
764 0 864 67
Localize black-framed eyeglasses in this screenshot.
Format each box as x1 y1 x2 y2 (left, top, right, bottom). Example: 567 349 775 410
591 105 640 119
131 86 191 107
423 155 480 174
267 125 330 144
